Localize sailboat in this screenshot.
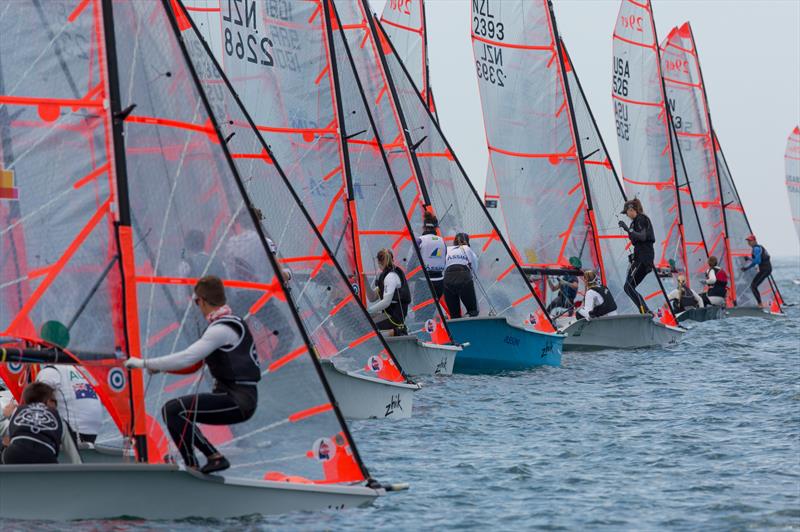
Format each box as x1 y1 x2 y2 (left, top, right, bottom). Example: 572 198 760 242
470 0 684 349
0 0 399 519
787 126 800 285
658 23 732 322
365 4 564 371
185 0 460 377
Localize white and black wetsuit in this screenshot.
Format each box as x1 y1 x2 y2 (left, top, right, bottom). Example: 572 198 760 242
147 315 260 468
443 245 479 318
577 284 618 320
369 266 412 336
2 403 63 464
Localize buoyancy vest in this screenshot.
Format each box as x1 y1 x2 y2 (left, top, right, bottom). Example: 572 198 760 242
677 288 699 311
753 244 772 270
8 403 63 457
418 234 447 279
707 266 728 298
204 315 261 385
377 266 411 326
587 284 617 318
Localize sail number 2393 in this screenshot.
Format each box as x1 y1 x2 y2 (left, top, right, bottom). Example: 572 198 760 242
473 0 506 88
222 0 274 68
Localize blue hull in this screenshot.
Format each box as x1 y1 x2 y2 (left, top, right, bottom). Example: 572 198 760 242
448 317 562 373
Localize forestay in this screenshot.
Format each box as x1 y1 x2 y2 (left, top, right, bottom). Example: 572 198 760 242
370 8 556 331
785 127 800 247
379 0 435 114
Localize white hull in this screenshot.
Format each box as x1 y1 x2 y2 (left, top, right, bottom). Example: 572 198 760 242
560 314 685 351
0 464 381 520
726 306 785 318
321 360 419 420
384 336 459 376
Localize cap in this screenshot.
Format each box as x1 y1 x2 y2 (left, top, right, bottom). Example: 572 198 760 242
745 234 756 241
621 200 634 214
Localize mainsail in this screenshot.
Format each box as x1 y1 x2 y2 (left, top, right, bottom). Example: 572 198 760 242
379 0 436 114
612 0 707 283
369 6 556 331
660 23 727 285
3 0 372 486
186 0 453 344
785 127 800 247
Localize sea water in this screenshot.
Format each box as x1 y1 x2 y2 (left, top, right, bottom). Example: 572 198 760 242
3 259 798 531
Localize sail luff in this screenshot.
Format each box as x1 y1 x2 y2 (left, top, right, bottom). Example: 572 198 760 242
787 126 800 246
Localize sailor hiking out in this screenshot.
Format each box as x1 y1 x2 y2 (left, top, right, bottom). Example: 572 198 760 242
618 199 656 314
365 248 412 336
701 255 728 307
2 382 63 465
577 270 618 320
125 276 261 474
668 274 704 314
416 211 447 301
741 234 772 307
443 233 480 319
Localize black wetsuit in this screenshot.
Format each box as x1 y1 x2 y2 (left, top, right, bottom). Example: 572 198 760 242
623 213 656 313
746 245 772 305
162 315 260 468
2 403 63 464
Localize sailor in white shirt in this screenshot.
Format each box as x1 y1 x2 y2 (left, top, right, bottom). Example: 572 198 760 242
416 211 447 300
36 365 103 444
443 233 480 318
364 249 411 336
577 270 618 320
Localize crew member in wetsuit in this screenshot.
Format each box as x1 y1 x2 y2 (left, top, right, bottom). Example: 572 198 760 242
443 233 480 319
364 248 411 336
416 211 447 301
741 234 772 307
2 382 63 464
618 198 656 314
125 276 260 474
701 255 728 307
576 270 618 320
667 274 704 314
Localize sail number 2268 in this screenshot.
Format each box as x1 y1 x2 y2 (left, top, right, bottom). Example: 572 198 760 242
222 0 274 67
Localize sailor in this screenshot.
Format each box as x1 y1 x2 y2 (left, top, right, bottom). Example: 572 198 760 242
2 382 63 465
667 274 704 314
416 211 447 301
545 274 579 316
741 234 772 307
179 229 225 280
443 233 480 319
701 255 728 307
576 270 617 320
364 248 412 336
618 198 656 314
125 276 260 474
36 365 102 445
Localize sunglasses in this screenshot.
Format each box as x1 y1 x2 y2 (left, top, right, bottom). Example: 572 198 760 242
193 295 203 306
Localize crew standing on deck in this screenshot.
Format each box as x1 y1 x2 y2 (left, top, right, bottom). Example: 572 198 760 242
618 199 656 314
701 256 728 307
125 276 260 474
741 234 772 307
364 248 411 336
577 270 617 320
443 233 480 318
416 211 447 301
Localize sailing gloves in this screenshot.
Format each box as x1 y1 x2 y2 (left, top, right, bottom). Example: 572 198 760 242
618 220 630 232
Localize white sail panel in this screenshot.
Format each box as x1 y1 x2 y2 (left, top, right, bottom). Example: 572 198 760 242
786 126 800 246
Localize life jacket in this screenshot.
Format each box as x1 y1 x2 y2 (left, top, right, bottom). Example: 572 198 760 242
418 233 446 279
587 284 617 318
753 245 771 270
7 403 63 457
204 315 261 385
677 288 699 311
376 266 411 328
706 266 728 298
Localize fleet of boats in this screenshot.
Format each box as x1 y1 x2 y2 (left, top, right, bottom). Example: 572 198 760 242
0 0 794 520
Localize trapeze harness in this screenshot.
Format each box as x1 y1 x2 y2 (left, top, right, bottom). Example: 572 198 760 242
375 266 412 335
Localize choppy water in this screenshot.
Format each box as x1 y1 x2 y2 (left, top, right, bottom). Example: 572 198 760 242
4 259 799 531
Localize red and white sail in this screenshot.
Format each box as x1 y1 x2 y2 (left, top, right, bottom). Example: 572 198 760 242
379 0 435 114
786 126 800 246
612 0 707 283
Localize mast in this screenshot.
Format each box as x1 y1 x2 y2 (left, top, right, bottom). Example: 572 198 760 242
100 0 148 461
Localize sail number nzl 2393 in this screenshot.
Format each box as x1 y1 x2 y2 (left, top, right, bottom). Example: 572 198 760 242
473 0 506 88
222 0 274 67
613 56 630 141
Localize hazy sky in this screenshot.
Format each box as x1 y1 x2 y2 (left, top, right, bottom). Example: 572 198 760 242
371 0 800 256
